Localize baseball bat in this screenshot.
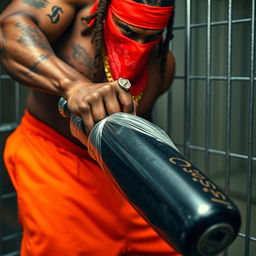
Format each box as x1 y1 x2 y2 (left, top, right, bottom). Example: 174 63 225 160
58 97 241 256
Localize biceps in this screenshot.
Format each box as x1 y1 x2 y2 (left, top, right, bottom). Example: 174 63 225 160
0 0 76 41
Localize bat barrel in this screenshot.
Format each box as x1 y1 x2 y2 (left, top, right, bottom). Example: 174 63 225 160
88 112 241 256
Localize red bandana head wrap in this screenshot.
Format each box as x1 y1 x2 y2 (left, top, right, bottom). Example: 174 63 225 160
90 0 174 96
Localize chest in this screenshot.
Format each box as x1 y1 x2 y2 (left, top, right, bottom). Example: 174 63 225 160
52 5 101 81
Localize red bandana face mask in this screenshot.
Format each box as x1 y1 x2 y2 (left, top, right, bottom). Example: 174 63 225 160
90 0 174 96
104 11 161 96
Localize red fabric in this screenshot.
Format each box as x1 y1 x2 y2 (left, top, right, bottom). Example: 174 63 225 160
105 0 173 95
111 0 174 29
3 110 180 255
104 1 173 96
104 9 160 96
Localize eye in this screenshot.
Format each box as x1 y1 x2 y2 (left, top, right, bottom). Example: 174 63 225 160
121 25 134 35
144 35 159 43
118 24 139 40
144 31 163 43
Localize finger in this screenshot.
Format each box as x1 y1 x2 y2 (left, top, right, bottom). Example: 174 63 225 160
116 82 133 113
119 92 134 113
80 105 94 135
100 81 124 114
104 93 122 115
67 101 80 117
90 98 107 123
132 99 138 115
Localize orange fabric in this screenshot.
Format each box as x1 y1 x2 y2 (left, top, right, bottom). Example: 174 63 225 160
4 110 180 256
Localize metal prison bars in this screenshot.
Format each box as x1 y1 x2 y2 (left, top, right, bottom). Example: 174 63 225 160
0 0 255 256
154 0 255 255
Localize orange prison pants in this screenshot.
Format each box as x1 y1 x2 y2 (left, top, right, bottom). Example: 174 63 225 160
4 110 180 256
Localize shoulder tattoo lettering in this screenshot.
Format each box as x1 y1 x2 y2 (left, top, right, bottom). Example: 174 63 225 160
16 23 52 52
71 43 94 70
47 6 64 24
23 0 49 8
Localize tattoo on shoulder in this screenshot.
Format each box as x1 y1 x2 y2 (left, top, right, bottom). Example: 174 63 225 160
71 43 94 70
47 6 64 24
0 31 7 55
16 23 52 52
23 0 49 9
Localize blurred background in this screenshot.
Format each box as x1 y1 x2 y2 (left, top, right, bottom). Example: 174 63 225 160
0 0 255 255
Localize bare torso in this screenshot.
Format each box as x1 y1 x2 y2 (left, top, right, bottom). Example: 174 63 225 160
25 3 167 147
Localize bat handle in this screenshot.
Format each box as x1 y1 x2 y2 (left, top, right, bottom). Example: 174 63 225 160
58 97 87 138
58 97 72 119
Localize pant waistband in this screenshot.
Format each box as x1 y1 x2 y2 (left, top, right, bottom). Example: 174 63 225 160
19 110 88 157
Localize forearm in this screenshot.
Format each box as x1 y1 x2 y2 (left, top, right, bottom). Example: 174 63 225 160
0 13 89 98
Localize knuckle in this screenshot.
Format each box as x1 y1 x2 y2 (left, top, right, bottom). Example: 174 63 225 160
82 94 97 104
102 84 114 94
91 92 100 100
80 103 90 113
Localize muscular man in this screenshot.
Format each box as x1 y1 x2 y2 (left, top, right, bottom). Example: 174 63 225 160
0 0 178 255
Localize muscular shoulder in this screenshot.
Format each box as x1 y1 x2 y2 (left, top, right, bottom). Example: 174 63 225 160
0 0 94 40
1 0 91 11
